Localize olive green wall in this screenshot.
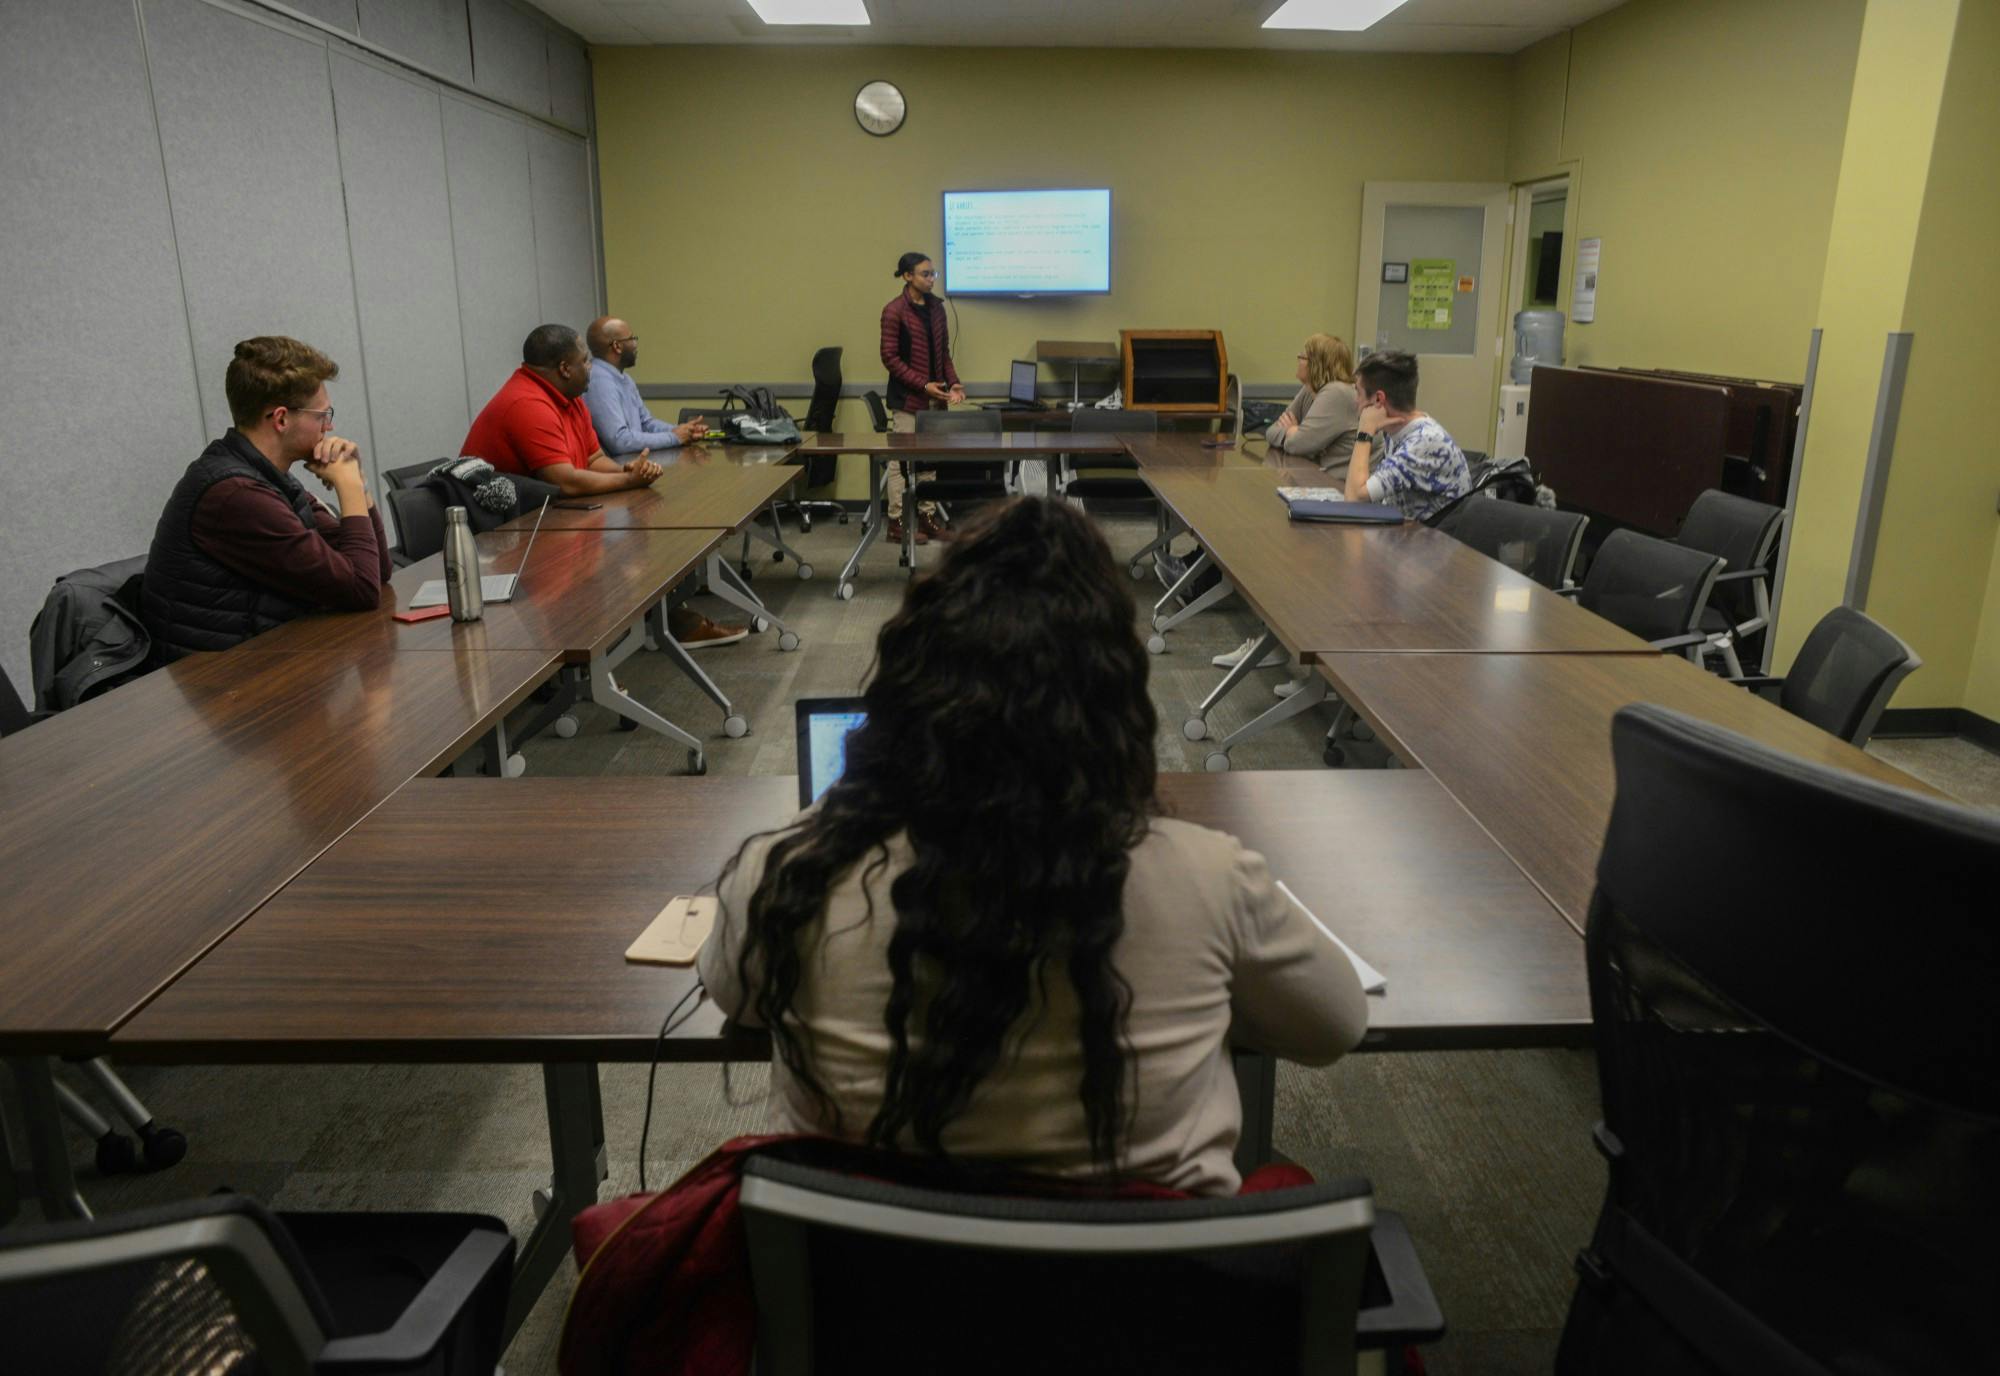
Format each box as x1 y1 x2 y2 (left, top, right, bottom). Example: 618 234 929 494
1860 0 2000 712
1510 0 1866 382
593 44 1512 411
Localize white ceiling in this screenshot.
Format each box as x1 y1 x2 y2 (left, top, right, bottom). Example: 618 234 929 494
532 0 1626 53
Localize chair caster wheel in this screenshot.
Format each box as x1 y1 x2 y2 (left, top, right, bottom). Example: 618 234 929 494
740 562 754 581
837 583 855 601
1204 751 1232 772
778 631 800 652
796 562 814 580
1129 563 1148 580
687 750 707 775
617 716 640 732
95 1131 141 1176
1147 635 1166 655
140 1123 187 1170
752 616 770 633
1323 744 1347 768
840 513 851 524
554 714 579 739
1183 717 1208 741
1151 614 1169 631
724 715 749 739
771 550 784 563
505 753 527 778
1351 720 1375 743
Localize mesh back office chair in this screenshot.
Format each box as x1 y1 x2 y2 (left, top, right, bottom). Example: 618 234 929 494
1064 409 1170 578
1673 490 1785 676
741 1152 1444 1376
382 461 444 492
1558 704 2000 1375
384 485 447 563
902 409 1008 566
862 390 893 433
778 347 845 529
0 1193 514 1375
1437 499 1587 591
1573 529 1723 659
1735 605 1921 747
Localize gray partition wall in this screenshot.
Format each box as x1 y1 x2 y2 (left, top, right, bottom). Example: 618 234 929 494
0 0 598 694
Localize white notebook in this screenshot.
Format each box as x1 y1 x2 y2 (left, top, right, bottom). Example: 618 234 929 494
1275 879 1387 994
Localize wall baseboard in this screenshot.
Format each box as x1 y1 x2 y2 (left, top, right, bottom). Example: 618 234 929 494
1875 706 2000 754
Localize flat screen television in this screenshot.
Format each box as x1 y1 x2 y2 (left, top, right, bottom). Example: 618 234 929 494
941 188 1111 297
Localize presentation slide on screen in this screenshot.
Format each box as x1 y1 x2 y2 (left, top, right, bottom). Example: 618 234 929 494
943 189 1111 295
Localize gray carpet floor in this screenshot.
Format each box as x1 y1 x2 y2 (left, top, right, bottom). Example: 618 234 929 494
16 510 1998 1374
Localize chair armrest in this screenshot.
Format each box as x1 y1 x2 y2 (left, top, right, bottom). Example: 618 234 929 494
1649 633 1708 654
315 1228 514 1370
1729 674 1785 703
1355 1210 1446 1349
1556 586 1581 600
1712 568 1768 583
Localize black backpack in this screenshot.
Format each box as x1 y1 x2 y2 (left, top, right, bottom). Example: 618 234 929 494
715 385 802 444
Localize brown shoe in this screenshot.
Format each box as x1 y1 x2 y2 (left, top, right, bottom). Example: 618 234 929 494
920 511 953 543
887 516 928 546
668 605 748 650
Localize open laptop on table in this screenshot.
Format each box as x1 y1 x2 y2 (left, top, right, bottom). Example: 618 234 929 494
409 497 549 607
979 359 1048 413
795 696 868 808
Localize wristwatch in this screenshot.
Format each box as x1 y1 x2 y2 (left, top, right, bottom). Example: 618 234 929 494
1356 431 1376 445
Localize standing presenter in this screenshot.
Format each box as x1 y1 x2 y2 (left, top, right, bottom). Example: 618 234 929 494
879 251 962 543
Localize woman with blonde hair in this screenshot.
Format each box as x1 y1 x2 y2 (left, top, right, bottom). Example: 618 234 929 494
1264 333 1361 476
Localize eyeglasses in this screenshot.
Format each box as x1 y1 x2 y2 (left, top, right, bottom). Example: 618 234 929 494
913 269 936 279
613 336 639 347
274 406 334 425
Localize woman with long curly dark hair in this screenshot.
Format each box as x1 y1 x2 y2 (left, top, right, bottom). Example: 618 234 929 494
699 497 1367 1194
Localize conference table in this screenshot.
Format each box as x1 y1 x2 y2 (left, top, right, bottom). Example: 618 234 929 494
790 431 1131 598
112 769 1590 1337
1314 650 1942 933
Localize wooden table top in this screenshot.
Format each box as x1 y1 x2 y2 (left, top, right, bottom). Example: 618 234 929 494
231 527 724 664
113 769 1587 1063
1144 467 1651 658
0 647 554 1052
1125 433 1324 473
496 452 798 533
795 431 1131 456
1315 651 1942 935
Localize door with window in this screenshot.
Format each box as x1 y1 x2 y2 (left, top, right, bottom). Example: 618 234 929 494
1355 182 1511 453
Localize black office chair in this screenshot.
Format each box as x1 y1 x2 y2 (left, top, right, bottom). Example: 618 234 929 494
2 662 37 736
385 485 447 563
904 409 1008 569
862 389 893 433
1438 498 1588 592
1732 604 1921 747
1673 489 1785 676
382 460 445 492
0 1193 514 1375
1055 409 1172 577
791 346 848 528
741 1152 1444 1375
1571 529 1723 658
1558 703 2000 1375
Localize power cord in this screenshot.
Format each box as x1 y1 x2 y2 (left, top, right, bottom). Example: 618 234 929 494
637 980 708 1192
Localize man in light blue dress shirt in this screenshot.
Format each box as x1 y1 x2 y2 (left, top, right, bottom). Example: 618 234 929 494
584 316 707 461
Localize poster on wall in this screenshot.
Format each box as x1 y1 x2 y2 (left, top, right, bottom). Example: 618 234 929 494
1573 237 1601 323
1407 259 1455 330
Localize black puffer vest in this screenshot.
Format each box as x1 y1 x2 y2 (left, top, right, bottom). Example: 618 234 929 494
142 432 323 662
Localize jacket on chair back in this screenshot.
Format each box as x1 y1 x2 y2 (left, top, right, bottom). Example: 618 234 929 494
142 433 327 663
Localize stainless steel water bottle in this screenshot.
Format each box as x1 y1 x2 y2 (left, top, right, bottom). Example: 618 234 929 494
442 506 483 622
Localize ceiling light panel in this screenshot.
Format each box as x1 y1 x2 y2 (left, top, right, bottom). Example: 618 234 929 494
746 0 871 24
1263 0 1411 31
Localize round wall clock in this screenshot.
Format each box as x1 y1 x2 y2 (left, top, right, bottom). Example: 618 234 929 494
854 80 906 137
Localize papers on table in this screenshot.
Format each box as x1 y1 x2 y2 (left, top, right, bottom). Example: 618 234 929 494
1275 880 1387 995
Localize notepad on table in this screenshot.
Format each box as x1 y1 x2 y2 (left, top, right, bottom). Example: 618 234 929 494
1274 880 1387 994
1275 488 1403 525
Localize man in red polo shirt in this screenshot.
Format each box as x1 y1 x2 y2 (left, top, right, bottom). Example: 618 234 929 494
462 323 744 648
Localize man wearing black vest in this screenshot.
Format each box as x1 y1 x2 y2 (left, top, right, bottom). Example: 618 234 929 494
143 336 391 663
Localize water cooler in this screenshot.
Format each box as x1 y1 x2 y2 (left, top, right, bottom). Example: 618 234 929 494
1498 308 1565 460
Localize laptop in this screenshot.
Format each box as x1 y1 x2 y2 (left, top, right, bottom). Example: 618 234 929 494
979 359 1048 412
795 696 868 808
410 497 550 607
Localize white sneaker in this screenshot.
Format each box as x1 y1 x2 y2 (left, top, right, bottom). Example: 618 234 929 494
1213 637 1286 670
1273 678 1303 699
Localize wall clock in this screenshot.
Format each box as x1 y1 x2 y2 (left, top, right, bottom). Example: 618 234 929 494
855 80 906 137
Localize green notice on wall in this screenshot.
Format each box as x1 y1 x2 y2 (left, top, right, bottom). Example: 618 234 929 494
1408 259 1455 330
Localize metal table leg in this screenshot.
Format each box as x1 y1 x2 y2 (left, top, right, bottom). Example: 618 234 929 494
743 501 813 580
701 554 801 653
585 628 711 774
5 1057 89 1221
1202 674 1329 773
1181 628 1282 742
506 1063 605 1344
835 458 888 599
1146 552 1235 654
